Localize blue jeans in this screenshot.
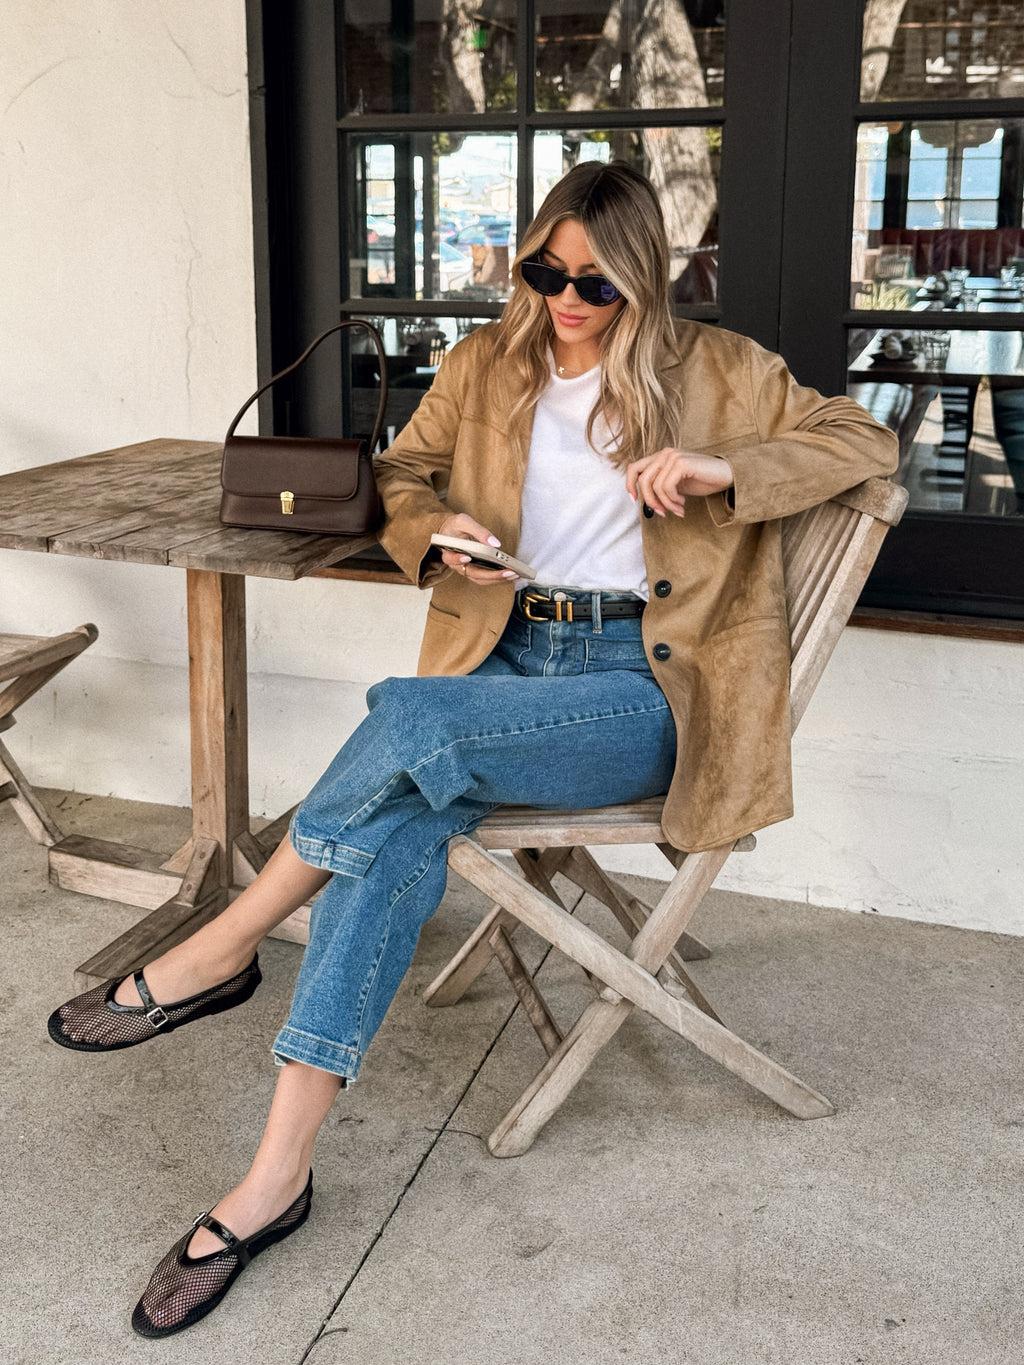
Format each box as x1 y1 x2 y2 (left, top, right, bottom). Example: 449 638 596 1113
273 596 676 1080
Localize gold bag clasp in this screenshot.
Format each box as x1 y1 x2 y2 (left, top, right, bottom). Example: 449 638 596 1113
280 490 295 515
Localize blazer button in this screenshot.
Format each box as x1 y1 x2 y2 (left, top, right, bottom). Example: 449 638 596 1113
653 580 672 597
642 502 655 519
653 643 671 661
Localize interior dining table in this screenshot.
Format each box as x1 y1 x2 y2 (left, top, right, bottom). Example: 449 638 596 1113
847 325 1024 387
0 437 409 989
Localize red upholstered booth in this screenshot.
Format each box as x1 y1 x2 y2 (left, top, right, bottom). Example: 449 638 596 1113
875 227 1024 277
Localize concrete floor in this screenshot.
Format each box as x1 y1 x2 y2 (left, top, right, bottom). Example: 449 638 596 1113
2 790 1022 1365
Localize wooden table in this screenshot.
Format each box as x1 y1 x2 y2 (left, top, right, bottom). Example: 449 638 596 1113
849 328 1024 478
0 438 408 987
848 327 1024 387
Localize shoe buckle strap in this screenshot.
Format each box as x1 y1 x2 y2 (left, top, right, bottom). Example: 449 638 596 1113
132 969 170 1029
193 1211 251 1264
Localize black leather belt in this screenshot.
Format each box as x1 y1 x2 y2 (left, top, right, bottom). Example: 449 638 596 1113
518 590 645 622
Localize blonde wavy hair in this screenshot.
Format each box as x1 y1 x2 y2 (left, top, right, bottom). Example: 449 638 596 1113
494 160 681 467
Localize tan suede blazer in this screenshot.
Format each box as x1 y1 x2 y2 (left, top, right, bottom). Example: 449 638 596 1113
376 321 898 851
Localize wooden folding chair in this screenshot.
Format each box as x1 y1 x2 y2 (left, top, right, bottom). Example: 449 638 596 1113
425 477 908 1157
0 624 98 846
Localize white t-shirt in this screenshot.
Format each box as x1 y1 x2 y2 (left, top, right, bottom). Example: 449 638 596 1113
515 358 648 598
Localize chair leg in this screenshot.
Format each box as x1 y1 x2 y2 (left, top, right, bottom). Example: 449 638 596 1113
488 994 634 1157
561 847 711 962
0 624 98 726
490 970 835 1156
446 838 835 1155
426 847 572 1007
487 925 563 1056
0 735 63 846
423 902 523 1007
559 847 720 1019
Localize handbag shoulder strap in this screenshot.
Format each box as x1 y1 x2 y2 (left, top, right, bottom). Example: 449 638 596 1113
224 320 389 451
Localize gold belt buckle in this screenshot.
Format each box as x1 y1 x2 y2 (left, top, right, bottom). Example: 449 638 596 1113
522 591 546 621
522 591 572 622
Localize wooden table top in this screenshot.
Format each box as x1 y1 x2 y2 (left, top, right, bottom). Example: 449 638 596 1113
0 438 380 581
849 328 1024 387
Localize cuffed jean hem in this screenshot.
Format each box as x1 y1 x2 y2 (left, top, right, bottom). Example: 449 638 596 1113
289 817 377 878
272 1026 362 1083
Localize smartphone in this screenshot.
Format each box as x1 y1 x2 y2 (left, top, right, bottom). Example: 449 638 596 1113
429 534 537 580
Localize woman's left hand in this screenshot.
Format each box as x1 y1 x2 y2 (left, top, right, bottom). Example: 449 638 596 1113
626 449 734 517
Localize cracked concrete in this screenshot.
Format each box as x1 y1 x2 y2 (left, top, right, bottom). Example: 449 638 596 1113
3 789 1022 1364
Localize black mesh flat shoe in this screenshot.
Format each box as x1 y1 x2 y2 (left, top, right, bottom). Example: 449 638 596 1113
46 955 262 1052
131 1171 313 1338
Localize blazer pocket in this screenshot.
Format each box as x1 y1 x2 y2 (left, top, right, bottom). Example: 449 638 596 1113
703 618 790 751
706 616 779 650
428 601 461 622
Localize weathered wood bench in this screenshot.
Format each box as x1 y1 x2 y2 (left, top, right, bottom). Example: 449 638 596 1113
1 625 98 846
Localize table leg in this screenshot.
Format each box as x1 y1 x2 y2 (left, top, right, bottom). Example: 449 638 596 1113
58 565 312 987
185 568 250 886
67 571 252 988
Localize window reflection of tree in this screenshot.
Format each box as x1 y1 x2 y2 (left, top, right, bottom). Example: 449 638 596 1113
439 0 487 112
544 1 721 301
861 0 909 101
418 1 720 301
861 1 1024 102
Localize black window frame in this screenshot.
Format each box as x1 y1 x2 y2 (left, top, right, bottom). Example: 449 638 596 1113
246 0 1024 623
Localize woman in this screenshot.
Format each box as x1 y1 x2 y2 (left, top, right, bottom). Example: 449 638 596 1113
48 162 897 1336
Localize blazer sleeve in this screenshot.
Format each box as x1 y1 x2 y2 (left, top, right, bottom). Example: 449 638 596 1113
374 341 472 586
707 341 900 527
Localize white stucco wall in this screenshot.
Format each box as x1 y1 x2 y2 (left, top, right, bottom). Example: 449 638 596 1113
601 626 1024 937
2 4 1022 937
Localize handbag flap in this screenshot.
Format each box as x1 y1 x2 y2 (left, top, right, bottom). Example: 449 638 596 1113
221 435 367 502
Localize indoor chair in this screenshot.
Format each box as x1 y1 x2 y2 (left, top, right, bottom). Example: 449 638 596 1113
0 624 98 845
424 478 908 1157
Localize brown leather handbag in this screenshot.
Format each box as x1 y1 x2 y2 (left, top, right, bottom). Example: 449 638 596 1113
219 320 389 536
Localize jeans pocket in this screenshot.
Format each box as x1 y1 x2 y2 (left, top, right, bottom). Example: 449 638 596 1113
583 634 653 675
500 616 533 671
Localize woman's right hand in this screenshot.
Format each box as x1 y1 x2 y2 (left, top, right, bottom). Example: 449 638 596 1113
436 513 517 586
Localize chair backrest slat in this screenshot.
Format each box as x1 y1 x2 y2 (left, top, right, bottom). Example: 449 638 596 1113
781 478 907 731
782 504 860 658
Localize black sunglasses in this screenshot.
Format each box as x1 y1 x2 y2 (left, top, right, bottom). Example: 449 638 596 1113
520 259 622 307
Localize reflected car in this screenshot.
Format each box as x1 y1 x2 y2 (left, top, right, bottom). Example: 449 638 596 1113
419 240 474 293
366 239 475 292
447 218 512 253
364 215 395 245
438 240 474 290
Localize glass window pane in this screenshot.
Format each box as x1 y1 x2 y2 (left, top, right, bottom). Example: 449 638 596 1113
533 127 721 305
961 154 1002 202
347 313 495 439
907 152 946 201
850 119 1024 310
347 134 517 303
535 0 725 112
341 0 518 115
861 0 1024 103
905 201 944 229
847 326 1024 519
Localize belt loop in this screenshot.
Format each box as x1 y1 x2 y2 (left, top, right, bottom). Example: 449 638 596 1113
591 591 603 634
